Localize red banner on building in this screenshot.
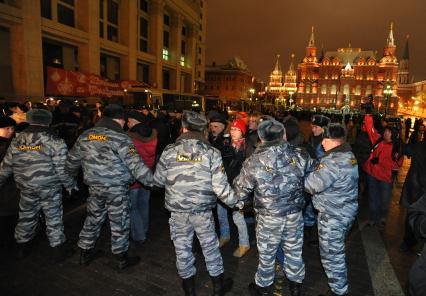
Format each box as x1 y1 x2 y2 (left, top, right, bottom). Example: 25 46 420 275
46 67 149 97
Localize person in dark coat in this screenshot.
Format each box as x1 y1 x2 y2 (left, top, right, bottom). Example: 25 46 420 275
407 192 426 296
0 117 19 249
405 117 412 141
399 139 426 252
170 109 183 142
151 109 172 158
208 113 228 152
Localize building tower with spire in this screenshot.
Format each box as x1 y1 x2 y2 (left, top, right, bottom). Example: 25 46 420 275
398 35 410 85
284 54 297 94
265 54 285 96
297 26 320 107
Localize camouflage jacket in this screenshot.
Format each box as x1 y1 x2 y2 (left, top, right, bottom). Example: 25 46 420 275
305 143 359 220
0 126 75 190
233 140 310 217
66 118 153 187
154 131 239 212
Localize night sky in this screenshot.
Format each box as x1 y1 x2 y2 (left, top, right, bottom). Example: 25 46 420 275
206 0 426 83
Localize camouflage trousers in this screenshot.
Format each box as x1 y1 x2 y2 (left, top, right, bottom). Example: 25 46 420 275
15 186 66 247
255 211 305 287
317 212 354 295
169 211 224 279
78 186 130 254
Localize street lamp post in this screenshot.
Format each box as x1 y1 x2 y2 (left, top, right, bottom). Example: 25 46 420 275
383 84 392 117
288 90 294 109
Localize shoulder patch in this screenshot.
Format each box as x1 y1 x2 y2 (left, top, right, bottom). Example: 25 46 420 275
350 158 358 166
88 134 107 141
316 163 325 171
128 145 137 156
263 166 274 173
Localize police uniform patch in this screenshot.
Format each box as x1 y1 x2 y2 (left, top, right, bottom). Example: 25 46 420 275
128 145 137 156
88 134 107 141
316 163 325 171
350 158 358 166
263 166 273 173
18 144 42 151
176 154 203 162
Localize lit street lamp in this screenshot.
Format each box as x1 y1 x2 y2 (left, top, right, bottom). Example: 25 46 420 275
288 90 294 109
384 84 392 117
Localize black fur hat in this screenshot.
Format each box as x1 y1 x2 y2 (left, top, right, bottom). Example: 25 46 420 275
0 116 16 128
182 111 207 132
103 104 126 120
257 119 285 142
209 113 227 126
27 109 52 126
323 123 347 140
311 114 330 128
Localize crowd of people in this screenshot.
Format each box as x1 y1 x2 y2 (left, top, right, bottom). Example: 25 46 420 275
0 98 425 296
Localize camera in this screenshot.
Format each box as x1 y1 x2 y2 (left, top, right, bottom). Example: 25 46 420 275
361 95 375 114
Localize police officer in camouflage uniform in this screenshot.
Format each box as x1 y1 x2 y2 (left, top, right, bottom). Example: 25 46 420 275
66 104 153 271
0 109 75 262
304 123 359 296
233 119 309 296
154 111 242 296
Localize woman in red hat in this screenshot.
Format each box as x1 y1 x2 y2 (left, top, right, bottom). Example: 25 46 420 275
217 119 254 258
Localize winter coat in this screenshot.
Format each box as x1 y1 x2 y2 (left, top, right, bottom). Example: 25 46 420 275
0 126 75 191
153 131 239 213
128 128 157 189
233 140 310 217
400 141 426 207
362 114 403 184
0 137 19 215
66 117 153 187
305 143 359 220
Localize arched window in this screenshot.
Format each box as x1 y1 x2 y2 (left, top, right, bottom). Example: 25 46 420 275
306 84 311 94
321 84 327 94
365 85 372 96
331 85 337 94
355 85 361 95
343 84 350 95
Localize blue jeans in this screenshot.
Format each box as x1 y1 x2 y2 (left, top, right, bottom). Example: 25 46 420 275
366 174 393 224
303 200 316 227
129 187 150 241
217 203 249 247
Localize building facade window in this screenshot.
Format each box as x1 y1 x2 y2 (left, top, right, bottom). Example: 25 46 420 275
321 84 327 94
100 0 119 42
137 62 150 84
139 0 148 12
40 0 74 27
162 69 170 89
355 85 361 95
162 48 169 61
331 84 337 94
100 53 120 80
139 17 149 52
163 12 170 61
57 0 75 27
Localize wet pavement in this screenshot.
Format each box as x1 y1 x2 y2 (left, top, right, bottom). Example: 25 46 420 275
0 137 421 296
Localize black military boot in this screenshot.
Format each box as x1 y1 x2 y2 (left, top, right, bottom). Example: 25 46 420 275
210 273 233 296
115 251 140 271
182 276 196 296
248 282 273 296
79 248 104 265
51 241 75 263
16 241 32 259
318 290 347 296
289 281 303 296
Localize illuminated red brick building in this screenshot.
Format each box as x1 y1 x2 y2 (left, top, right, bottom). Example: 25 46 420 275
296 24 400 115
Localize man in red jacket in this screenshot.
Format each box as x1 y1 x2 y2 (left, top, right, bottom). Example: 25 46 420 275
363 114 403 226
127 111 157 245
